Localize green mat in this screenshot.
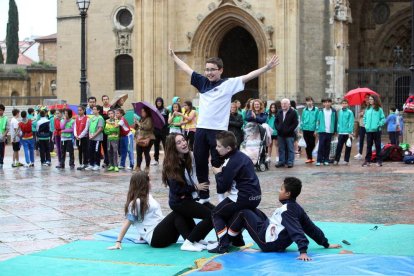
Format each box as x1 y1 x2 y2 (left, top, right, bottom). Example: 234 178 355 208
0 222 413 275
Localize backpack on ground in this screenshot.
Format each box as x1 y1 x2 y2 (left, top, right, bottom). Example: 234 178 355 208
380 144 403 162
403 155 414 164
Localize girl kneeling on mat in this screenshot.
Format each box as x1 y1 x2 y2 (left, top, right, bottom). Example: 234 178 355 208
108 172 196 249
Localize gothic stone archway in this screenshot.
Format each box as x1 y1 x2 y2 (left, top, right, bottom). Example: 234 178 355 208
191 4 268 101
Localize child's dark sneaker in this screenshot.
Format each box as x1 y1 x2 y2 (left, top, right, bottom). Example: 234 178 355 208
362 161 370 167
208 245 228 254
231 235 245 247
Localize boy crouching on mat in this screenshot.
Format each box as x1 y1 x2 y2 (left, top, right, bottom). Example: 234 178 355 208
209 131 262 254
229 177 341 261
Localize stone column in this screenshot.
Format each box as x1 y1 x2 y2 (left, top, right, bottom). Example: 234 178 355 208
327 0 352 102
403 113 414 145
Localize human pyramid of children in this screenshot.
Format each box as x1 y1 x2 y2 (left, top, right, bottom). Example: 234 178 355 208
105 43 343 262
1 42 398 260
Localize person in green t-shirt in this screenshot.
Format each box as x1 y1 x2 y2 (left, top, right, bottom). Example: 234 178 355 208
104 109 120 172
87 105 105 171
0 104 8 169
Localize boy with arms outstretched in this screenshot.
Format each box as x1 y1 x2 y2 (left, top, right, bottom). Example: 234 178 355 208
228 177 341 261
169 42 278 204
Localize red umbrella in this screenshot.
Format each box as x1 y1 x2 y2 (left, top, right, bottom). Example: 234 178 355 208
132 101 165 129
344 87 380 106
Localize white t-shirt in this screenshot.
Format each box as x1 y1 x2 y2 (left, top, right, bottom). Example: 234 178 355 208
127 194 164 244
324 109 332 133
10 117 20 142
191 72 245 130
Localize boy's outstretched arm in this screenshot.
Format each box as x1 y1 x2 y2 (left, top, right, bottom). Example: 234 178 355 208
169 42 194 76
241 55 279 84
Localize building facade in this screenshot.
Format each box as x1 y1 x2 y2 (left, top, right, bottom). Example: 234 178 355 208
56 0 411 111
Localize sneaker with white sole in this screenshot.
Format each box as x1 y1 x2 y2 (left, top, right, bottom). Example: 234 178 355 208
354 153 363 160
180 240 202 252
150 160 159 166
206 242 219 251
92 165 100 171
84 165 93 171
193 242 207 250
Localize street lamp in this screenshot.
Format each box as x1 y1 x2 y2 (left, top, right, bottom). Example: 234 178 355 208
76 0 90 106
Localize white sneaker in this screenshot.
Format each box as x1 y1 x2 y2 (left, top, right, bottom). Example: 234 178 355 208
150 160 159 166
354 153 362 160
193 242 207 250
180 240 202 252
92 165 100 171
84 165 93 171
206 242 219 251
275 157 279 163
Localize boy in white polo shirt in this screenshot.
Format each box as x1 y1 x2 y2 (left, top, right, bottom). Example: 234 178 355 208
169 42 279 204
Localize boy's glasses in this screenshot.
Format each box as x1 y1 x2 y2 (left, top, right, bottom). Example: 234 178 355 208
205 68 219 72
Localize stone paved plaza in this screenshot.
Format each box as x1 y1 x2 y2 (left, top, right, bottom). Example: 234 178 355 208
0 145 413 261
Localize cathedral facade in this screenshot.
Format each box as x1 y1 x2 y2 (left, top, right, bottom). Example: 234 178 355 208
56 0 412 110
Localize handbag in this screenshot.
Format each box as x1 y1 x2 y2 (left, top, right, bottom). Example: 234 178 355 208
136 137 150 147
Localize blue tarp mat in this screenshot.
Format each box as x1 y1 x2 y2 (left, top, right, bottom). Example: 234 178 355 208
191 251 414 275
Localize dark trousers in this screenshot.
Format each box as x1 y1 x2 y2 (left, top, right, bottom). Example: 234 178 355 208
316 132 333 163
194 128 223 200
136 140 154 168
388 131 399 145
61 140 75 167
102 133 109 165
335 134 352 162
76 137 89 165
358 126 366 155
303 130 316 160
39 139 51 163
150 211 196 248
171 200 213 243
49 132 54 153
212 197 260 247
185 130 195 151
366 131 382 162
230 209 291 252
0 142 5 164
54 136 62 164
153 129 166 162
89 140 101 166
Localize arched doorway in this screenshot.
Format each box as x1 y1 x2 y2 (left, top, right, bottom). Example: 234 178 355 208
218 26 258 105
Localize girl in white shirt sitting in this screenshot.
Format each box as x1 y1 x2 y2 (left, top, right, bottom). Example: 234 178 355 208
108 172 195 249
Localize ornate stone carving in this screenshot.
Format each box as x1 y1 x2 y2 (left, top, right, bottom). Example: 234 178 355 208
372 2 390 25
240 1 251 9
208 2 216 11
197 14 204 21
115 32 131 55
218 0 236 7
256 13 265 22
186 32 193 40
265 25 274 48
334 0 352 23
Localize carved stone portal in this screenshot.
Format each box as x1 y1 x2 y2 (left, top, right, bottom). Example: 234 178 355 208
334 0 352 23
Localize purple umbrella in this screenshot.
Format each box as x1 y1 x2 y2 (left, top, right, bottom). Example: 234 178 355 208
132 101 165 129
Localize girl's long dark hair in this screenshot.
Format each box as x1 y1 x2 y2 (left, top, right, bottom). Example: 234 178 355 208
269 102 278 116
124 172 150 221
162 133 192 187
370 95 382 111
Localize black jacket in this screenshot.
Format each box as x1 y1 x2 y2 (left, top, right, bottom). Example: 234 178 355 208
228 112 243 147
275 109 298 137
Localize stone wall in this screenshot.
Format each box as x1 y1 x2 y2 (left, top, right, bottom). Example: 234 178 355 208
38 42 57 66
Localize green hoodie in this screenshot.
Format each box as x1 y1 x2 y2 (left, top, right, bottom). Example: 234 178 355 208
316 108 337 133
300 106 319 131
363 106 386 132
337 108 354 134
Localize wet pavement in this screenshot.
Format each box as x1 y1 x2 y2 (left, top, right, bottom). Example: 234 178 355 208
0 145 413 261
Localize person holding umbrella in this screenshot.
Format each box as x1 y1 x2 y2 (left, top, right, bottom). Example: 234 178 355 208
134 106 155 173
111 94 128 110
